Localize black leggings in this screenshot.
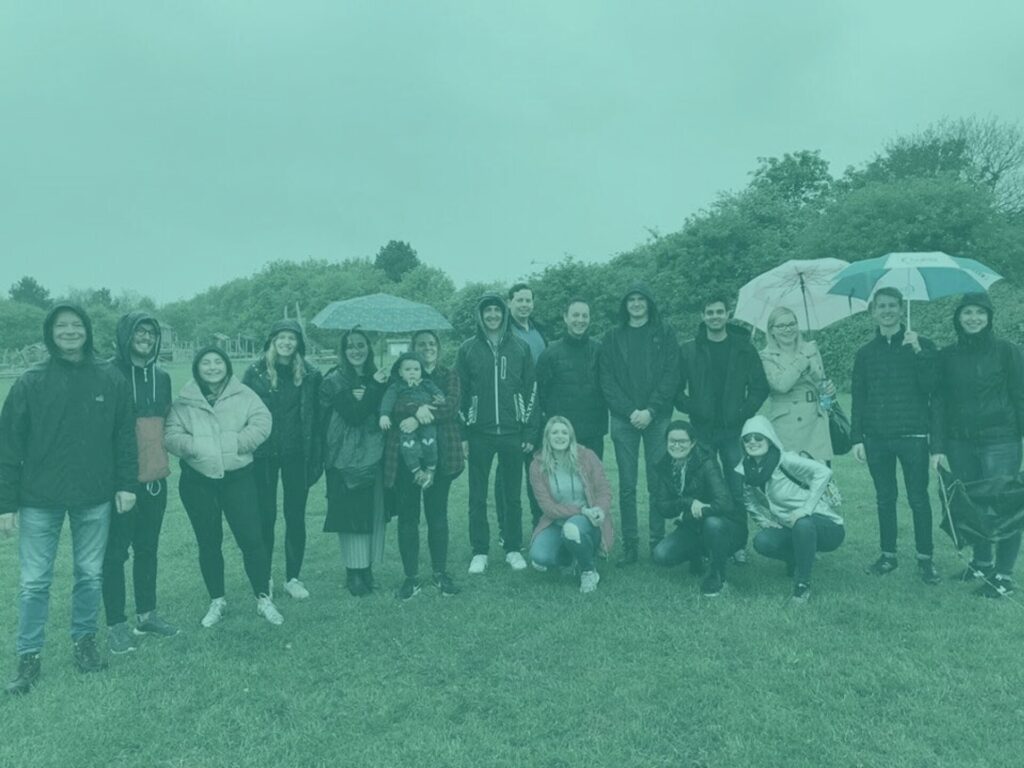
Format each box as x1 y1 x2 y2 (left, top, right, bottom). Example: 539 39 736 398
394 465 454 578
180 464 270 598
254 454 309 581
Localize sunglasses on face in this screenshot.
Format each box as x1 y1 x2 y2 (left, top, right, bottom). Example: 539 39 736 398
742 434 767 445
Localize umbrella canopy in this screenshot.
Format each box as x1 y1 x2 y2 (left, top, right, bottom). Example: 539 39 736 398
827 252 1003 303
311 293 453 333
734 258 868 332
937 467 1024 550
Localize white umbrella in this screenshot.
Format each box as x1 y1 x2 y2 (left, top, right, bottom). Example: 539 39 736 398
734 258 868 332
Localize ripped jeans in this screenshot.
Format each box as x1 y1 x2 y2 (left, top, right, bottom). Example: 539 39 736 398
528 514 600 572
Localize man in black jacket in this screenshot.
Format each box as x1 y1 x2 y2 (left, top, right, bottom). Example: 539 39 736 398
1 304 138 695
599 283 680 564
102 312 180 655
676 296 769 559
536 297 607 458
457 293 538 575
850 288 941 584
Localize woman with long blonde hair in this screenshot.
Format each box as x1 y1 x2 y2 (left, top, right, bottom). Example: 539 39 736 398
528 416 614 593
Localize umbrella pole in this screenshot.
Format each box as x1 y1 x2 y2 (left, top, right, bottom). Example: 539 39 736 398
906 299 912 332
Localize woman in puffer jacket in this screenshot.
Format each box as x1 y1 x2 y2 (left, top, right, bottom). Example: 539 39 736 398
738 414 845 603
165 347 281 628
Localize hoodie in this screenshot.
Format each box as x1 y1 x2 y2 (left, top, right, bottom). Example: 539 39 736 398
736 415 841 528
113 311 173 482
931 293 1024 451
242 320 323 479
598 283 680 421
456 293 538 436
0 304 138 514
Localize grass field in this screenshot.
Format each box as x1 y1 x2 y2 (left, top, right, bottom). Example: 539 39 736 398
0 363 1021 768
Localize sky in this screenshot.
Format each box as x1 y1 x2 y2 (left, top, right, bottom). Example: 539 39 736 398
2 1 1023 304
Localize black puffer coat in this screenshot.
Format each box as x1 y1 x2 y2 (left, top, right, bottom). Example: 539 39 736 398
650 444 740 531
535 332 607 443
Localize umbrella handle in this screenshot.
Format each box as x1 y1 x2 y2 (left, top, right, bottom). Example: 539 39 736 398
906 299 911 332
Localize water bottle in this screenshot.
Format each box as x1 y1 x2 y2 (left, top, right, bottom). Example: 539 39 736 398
819 377 833 413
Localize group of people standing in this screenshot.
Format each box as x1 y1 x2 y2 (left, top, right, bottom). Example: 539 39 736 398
1 280 1021 696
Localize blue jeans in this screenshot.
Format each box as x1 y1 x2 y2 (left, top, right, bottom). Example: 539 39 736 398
17 502 112 655
753 514 845 585
946 439 1023 575
864 435 933 556
529 514 600 572
609 414 669 548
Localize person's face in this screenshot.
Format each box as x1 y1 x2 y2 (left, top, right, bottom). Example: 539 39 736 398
197 353 228 386
345 334 369 368
703 302 729 332
509 289 534 323
482 304 504 332
769 313 799 346
398 359 422 386
564 302 591 338
413 335 439 368
547 421 572 451
130 322 157 358
666 429 694 461
958 305 990 335
742 432 769 457
626 293 649 322
273 331 299 358
52 310 87 357
871 295 902 328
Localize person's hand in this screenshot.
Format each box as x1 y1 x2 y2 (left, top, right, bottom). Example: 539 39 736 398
582 506 605 526
628 409 643 428
852 443 866 463
372 369 389 384
399 417 419 434
352 386 366 401
415 405 435 424
903 331 922 354
931 453 950 472
691 500 707 519
461 441 469 459
522 442 534 454
634 410 653 430
822 379 837 397
0 512 16 537
115 491 136 514
379 415 391 431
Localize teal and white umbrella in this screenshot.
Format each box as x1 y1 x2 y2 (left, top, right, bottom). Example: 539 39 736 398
827 251 1003 328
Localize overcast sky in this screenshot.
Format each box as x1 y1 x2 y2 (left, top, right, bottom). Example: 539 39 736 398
2 1 1022 304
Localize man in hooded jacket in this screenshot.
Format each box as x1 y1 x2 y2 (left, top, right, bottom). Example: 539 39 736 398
102 311 180 654
0 304 137 695
457 293 538 574
599 283 680 564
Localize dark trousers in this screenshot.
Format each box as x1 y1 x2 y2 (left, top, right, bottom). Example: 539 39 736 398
102 480 168 625
495 450 542 529
395 465 453 577
704 429 747 545
468 432 523 555
254 454 309 581
399 424 439 472
652 516 743 578
946 438 1023 574
180 465 270 598
864 435 933 556
609 414 669 549
753 514 845 584
577 434 605 461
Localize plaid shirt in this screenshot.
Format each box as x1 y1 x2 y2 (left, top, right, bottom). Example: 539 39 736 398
383 365 464 487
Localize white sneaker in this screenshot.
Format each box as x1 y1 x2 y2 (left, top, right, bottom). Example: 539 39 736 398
531 560 548 572
256 595 284 625
201 597 227 628
732 548 748 565
283 578 310 600
505 551 527 571
580 570 600 594
468 554 488 575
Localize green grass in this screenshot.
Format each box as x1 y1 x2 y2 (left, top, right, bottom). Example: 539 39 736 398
0 364 1022 768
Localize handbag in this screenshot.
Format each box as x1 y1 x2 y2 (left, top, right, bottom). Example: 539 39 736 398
828 401 852 456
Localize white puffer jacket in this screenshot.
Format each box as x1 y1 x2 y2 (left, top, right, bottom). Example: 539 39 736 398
164 376 272 479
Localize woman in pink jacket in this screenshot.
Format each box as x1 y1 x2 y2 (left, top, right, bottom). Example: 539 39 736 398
528 416 614 594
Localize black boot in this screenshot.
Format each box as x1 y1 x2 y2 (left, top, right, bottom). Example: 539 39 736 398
346 569 368 597
6 653 41 696
617 541 639 568
72 635 107 673
363 567 375 592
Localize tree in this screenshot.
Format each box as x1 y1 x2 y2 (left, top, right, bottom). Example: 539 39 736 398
9 276 50 309
374 240 420 282
0 300 47 348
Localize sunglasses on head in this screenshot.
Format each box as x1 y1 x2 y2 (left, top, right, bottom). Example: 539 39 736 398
742 433 767 444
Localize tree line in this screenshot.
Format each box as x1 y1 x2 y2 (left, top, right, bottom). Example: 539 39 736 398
6 117 1024 384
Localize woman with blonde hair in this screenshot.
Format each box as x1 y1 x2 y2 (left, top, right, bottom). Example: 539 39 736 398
528 416 614 594
759 307 835 462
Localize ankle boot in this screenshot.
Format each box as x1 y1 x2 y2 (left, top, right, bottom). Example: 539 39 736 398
6 653 41 696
